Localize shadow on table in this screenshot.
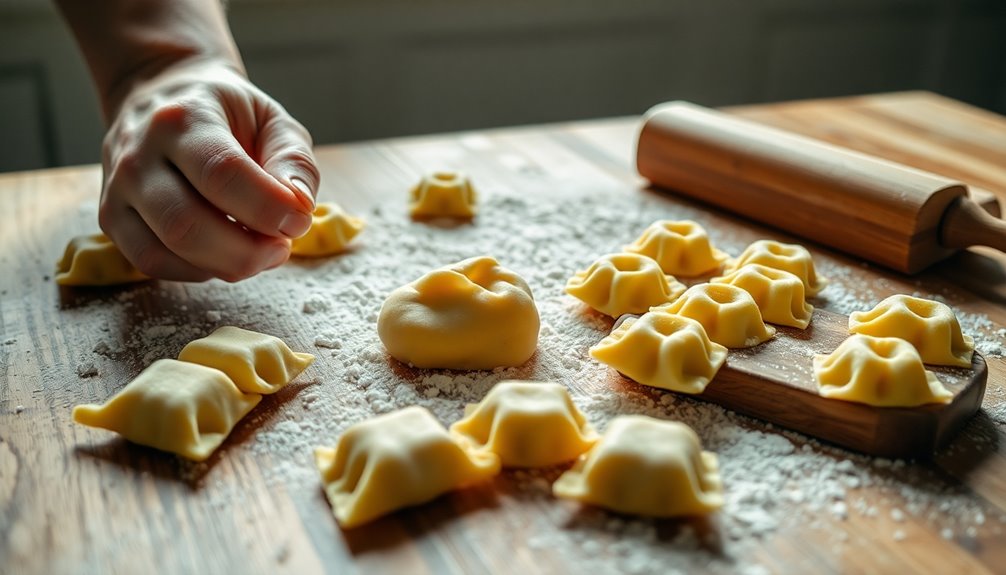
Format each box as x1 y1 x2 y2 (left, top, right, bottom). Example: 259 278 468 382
560 504 726 555
73 380 317 488
934 409 1001 481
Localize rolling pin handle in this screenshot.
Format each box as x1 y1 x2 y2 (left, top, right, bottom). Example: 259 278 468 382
941 195 1006 253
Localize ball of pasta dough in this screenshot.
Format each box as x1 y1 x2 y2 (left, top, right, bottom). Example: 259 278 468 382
378 256 540 369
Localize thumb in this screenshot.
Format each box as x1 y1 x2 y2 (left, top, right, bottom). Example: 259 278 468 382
258 108 320 214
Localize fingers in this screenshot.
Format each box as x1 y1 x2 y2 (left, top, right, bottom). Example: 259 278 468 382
257 106 320 211
155 103 314 239
100 203 215 283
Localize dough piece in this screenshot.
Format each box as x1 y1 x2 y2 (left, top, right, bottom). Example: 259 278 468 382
623 220 728 277
590 312 726 394
315 406 500 528
565 253 686 317
651 283 775 348
409 171 477 218
72 359 261 461
711 263 813 329
449 381 598 467
177 326 315 395
378 256 539 369
725 240 826 297
814 334 952 407
848 294 975 368
290 202 365 257
553 415 723 517
55 233 147 286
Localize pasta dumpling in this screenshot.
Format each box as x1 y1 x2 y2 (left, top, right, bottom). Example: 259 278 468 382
378 256 539 369
290 202 365 257
410 171 477 218
553 415 724 517
449 381 598 467
72 359 261 461
623 220 728 277
177 326 315 395
652 283 775 348
56 233 147 286
848 295 974 368
711 264 813 329
590 312 726 394
565 253 686 317
725 240 826 297
814 334 952 407
315 406 500 528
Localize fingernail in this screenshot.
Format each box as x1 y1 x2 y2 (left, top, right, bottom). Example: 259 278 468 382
279 210 313 238
289 177 316 211
267 243 290 269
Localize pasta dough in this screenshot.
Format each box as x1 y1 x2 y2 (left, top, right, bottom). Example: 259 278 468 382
449 381 598 467
410 171 477 218
314 406 500 528
590 312 726 394
377 256 539 369
725 240 826 297
623 220 728 277
712 264 813 329
848 295 974 368
55 233 147 286
290 202 365 257
565 253 686 317
72 359 261 461
814 334 952 407
177 326 315 395
652 283 775 348
553 415 724 517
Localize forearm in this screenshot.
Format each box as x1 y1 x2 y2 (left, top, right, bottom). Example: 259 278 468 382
55 0 244 122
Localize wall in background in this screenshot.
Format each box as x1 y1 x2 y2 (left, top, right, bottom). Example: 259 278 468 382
1 0 1004 173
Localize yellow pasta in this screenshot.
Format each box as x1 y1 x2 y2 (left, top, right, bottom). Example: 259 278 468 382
290 202 365 257
623 220 728 277
565 253 685 317
652 283 775 348
55 233 147 286
848 295 974 367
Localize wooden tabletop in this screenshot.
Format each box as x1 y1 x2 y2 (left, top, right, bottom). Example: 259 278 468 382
3 91 1006 574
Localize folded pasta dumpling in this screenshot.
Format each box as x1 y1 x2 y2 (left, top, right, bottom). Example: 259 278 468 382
623 220 728 277
315 406 500 528
378 256 539 369
177 326 314 395
848 295 974 368
72 359 261 461
553 415 723 517
814 334 953 407
56 233 148 286
590 312 726 394
290 202 365 257
651 283 775 348
410 171 477 218
449 381 598 467
711 264 813 329
725 240 826 297
565 253 686 317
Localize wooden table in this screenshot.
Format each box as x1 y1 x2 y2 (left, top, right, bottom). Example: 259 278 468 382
3 91 1006 574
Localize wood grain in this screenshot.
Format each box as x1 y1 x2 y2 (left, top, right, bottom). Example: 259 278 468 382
2 92 1006 574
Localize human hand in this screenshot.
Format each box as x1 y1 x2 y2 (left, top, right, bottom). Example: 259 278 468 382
98 58 319 282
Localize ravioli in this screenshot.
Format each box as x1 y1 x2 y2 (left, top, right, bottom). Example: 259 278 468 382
290 202 365 257
315 406 500 528
848 295 974 368
652 283 775 348
55 233 147 286
814 334 953 407
409 171 477 218
590 312 726 394
712 263 813 329
623 220 728 277
725 240 826 297
378 256 539 369
553 415 724 517
177 326 315 395
449 381 598 467
72 359 261 461
565 253 686 317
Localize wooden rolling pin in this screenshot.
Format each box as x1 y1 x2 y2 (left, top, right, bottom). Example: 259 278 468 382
636 101 1006 273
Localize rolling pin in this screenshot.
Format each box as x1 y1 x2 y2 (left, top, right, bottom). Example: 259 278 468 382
635 101 1006 274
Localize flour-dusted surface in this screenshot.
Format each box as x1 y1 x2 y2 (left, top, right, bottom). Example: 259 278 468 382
41 175 1005 574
